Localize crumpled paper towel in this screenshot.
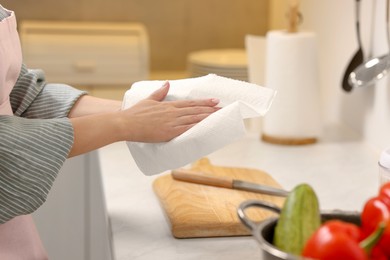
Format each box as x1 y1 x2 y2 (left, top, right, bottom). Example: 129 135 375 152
122 74 276 175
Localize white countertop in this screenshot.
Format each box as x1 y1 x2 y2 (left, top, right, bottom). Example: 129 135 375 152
98 124 380 260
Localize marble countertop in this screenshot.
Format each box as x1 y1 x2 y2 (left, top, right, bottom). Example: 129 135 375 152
97 124 380 260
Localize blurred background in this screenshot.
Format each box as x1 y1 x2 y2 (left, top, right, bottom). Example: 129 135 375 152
2 0 279 71
3 0 390 152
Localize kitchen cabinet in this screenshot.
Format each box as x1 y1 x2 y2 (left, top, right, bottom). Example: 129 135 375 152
32 151 112 260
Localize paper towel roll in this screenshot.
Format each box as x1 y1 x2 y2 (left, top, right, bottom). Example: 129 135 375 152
262 30 322 144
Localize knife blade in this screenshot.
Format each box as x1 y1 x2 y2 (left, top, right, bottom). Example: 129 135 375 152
171 169 289 197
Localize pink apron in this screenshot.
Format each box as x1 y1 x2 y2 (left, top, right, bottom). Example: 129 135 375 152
0 7 48 260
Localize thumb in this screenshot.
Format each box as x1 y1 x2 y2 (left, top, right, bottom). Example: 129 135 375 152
148 81 169 101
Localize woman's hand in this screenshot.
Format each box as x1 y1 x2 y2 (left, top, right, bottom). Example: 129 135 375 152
119 82 220 142
68 81 220 157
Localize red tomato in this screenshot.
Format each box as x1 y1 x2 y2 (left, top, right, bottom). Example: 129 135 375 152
361 195 390 258
302 220 367 260
361 197 390 236
376 221 390 257
370 245 387 260
379 182 390 208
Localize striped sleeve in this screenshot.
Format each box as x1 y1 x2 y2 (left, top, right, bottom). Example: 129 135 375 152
10 64 87 118
0 6 10 20
0 116 74 223
0 65 87 223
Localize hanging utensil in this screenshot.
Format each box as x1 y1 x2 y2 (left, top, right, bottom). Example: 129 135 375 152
349 0 390 88
342 0 364 92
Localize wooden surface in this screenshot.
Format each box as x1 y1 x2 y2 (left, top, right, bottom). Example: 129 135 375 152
153 158 285 238
262 133 317 145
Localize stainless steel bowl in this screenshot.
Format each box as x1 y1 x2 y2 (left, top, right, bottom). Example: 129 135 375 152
237 200 361 260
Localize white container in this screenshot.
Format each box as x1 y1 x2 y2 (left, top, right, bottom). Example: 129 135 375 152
379 147 390 186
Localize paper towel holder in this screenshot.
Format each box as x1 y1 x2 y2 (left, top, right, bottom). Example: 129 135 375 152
287 0 302 33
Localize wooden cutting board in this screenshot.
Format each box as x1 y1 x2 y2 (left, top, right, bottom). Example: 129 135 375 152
153 158 285 238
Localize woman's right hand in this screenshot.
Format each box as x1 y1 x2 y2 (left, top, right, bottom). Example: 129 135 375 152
118 81 220 142
69 81 220 157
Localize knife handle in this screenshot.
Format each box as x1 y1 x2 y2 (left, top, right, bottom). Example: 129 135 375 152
171 169 233 189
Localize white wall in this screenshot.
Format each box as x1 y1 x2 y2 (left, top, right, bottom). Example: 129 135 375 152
300 0 390 152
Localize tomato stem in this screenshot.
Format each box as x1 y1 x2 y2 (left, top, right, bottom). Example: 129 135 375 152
359 222 386 254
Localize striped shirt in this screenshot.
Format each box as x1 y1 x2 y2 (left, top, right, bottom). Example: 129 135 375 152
0 6 86 223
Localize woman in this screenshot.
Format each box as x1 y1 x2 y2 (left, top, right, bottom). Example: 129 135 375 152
0 5 219 259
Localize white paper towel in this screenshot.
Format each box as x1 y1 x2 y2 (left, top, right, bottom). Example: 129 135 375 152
263 31 322 139
122 74 276 175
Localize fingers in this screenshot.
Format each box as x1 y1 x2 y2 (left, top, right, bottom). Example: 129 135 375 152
148 81 170 101
173 98 220 108
135 84 221 141
166 96 221 125
175 106 220 118
147 81 220 108
170 124 195 139
169 113 213 139
175 112 215 126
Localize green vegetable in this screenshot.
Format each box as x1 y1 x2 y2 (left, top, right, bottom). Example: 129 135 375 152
273 183 321 255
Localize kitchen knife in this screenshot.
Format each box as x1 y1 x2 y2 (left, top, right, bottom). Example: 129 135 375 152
171 169 289 197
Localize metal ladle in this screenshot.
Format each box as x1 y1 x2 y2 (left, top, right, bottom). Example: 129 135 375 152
349 0 390 88
342 0 364 92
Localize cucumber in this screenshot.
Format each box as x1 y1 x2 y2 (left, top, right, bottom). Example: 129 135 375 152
273 183 321 255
